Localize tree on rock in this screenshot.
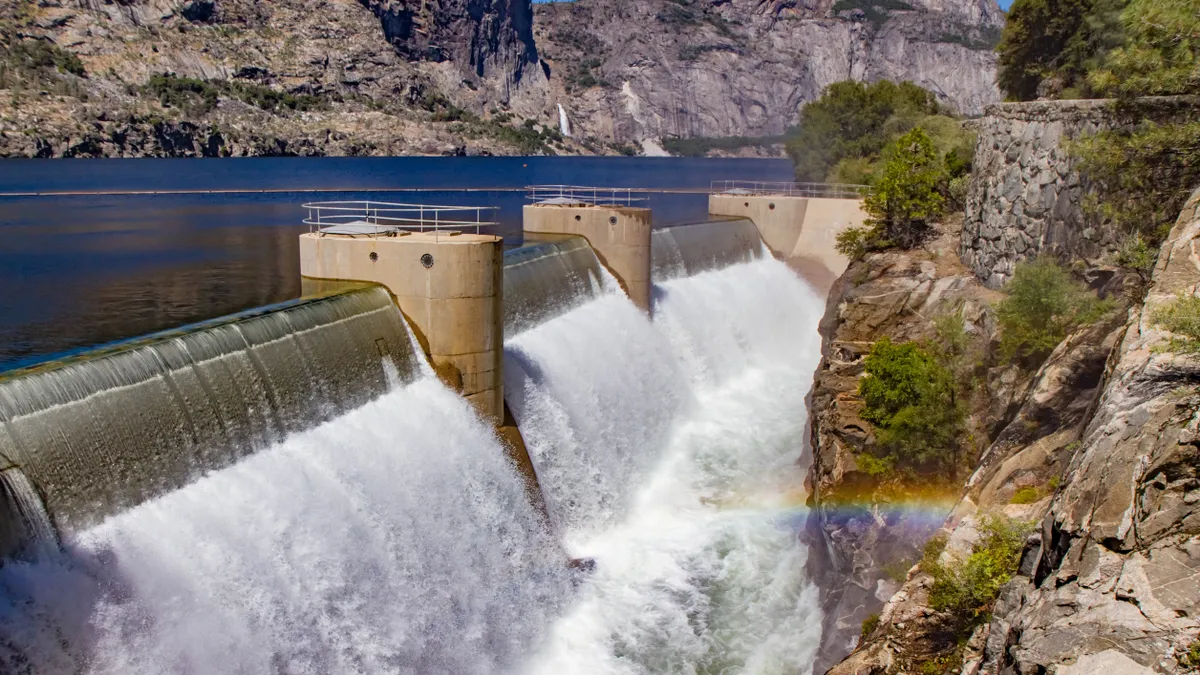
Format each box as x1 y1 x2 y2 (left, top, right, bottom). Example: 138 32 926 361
862 127 946 249
1088 0 1200 97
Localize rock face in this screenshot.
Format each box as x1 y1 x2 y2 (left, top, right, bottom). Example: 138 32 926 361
0 0 568 158
359 0 537 80
977 188 1200 675
962 98 1198 288
534 0 1004 145
0 0 1003 157
804 217 1017 672
819 189 1200 675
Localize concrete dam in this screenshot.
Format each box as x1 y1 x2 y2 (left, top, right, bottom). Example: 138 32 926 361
0 183 866 674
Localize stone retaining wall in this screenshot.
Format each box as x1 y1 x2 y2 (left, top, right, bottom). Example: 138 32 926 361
961 97 1196 287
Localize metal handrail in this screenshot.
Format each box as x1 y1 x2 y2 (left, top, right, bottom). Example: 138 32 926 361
302 201 498 236
525 185 649 206
710 180 871 199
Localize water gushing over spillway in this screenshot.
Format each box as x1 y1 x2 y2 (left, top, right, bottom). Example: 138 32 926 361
504 225 828 673
651 217 765 281
0 376 570 674
0 286 418 543
2 220 829 675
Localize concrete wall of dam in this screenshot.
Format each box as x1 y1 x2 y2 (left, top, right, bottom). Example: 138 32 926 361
522 203 653 313
299 230 504 423
709 194 867 294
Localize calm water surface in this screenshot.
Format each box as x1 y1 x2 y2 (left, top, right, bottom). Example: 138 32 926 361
0 156 791 370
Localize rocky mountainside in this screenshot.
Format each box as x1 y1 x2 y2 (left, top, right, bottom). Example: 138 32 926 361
534 0 1004 151
0 0 567 157
827 189 1200 675
0 0 1003 157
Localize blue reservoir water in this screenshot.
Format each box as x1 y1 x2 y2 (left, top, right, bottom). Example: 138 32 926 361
0 156 791 371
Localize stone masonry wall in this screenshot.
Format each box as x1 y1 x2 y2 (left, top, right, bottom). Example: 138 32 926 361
961 98 1197 288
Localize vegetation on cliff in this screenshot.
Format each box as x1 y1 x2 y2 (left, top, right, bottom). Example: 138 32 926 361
858 337 964 475
836 124 973 258
996 257 1112 363
995 0 1123 100
786 81 973 186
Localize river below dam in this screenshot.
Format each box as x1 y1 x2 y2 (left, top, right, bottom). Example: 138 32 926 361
0 156 824 675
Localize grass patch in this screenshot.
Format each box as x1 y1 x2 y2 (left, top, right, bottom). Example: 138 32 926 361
1010 486 1041 504
1152 294 1200 353
861 613 881 641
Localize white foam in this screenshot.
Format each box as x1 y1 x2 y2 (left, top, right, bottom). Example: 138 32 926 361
0 377 570 675
515 257 827 675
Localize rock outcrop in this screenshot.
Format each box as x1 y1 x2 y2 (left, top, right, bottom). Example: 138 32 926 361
818 189 1200 675
0 0 1003 157
977 187 1200 675
0 0 568 158
534 0 1004 145
805 217 1017 672
962 98 1199 288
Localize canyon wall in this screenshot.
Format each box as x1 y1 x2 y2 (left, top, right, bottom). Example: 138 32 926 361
1 0 1003 157
829 189 1200 675
533 0 1004 147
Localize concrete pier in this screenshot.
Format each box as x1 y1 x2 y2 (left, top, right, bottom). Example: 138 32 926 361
523 198 652 312
299 229 504 422
709 190 867 294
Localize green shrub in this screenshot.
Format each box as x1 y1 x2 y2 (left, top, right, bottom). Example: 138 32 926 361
143 73 322 116
830 155 878 185
861 613 881 641
1088 0 1200 98
882 557 916 582
662 134 785 157
862 127 947 249
856 452 895 476
1072 121 1200 247
1115 233 1159 291
7 39 86 77
1178 639 1200 671
859 337 963 470
835 225 875 259
786 80 942 182
1010 486 1040 504
831 0 915 29
996 257 1112 364
995 0 1124 101
926 516 1031 625
1152 295 1200 353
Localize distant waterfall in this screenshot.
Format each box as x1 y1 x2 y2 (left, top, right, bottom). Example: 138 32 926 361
557 103 572 138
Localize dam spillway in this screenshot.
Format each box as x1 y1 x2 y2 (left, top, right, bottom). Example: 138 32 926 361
0 191 846 674
0 286 419 544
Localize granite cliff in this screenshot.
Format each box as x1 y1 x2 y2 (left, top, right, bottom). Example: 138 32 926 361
809 97 1200 674
534 0 1004 150
0 0 1003 158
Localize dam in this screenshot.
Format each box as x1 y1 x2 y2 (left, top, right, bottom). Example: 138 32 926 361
0 182 865 674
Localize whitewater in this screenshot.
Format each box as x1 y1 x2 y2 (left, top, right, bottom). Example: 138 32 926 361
0 255 825 675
